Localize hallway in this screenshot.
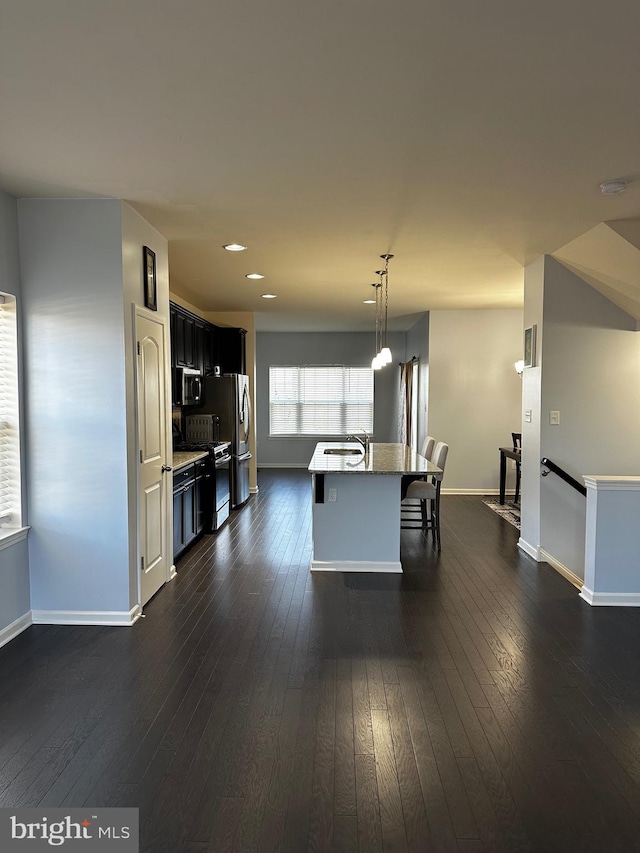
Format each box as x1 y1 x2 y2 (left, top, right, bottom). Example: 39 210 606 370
1 469 640 852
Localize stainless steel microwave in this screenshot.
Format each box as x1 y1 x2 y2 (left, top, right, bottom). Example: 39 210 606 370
174 367 202 406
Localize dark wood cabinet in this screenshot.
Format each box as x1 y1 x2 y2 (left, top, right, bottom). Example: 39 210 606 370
172 463 198 560
172 488 183 558
194 458 210 536
173 481 196 559
183 481 197 545
170 303 247 412
170 303 217 375
173 310 189 367
193 320 205 372
217 326 246 375
171 306 203 370
173 457 213 560
202 324 217 376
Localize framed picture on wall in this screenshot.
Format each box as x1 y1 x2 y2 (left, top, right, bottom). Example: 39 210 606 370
143 246 157 311
524 324 536 368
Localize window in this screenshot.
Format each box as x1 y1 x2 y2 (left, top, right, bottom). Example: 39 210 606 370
269 365 374 436
0 293 22 528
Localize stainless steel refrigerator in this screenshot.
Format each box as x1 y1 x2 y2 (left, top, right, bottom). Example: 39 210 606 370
197 374 252 508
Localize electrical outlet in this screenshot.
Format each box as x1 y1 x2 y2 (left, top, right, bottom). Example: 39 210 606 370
549 411 560 425
328 488 337 502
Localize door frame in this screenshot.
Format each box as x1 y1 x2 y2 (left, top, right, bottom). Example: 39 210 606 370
133 305 175 613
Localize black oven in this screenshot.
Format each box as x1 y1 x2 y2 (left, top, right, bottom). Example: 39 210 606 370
174 441 231 532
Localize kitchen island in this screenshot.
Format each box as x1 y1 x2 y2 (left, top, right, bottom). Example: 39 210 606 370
308 442 441 573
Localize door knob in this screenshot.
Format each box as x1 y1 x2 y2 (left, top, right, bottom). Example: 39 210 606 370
161 465 172 472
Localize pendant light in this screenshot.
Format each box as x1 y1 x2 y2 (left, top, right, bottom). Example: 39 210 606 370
378 253 393 365
371 281 383 370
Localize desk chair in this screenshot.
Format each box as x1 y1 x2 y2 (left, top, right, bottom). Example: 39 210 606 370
512 432 522 504
404 441 449 549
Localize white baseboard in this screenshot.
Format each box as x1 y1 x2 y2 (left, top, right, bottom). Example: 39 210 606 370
258 463 308 468
310 559 402 573
169 564 177 581
0 611 33 649
539 548 583 590
250 485 259 494
579 588 640 607
517 538 539 560
442 488 514 495
31 605 142 627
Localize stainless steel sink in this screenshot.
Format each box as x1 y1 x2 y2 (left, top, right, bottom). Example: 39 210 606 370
323 447 363 455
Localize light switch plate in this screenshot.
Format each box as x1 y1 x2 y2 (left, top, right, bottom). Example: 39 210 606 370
524 409 532 423
549 411 560 425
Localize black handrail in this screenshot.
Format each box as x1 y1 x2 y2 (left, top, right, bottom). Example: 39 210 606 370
540 458 586 496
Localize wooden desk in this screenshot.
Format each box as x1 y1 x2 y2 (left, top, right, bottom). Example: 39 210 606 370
499 446 521 504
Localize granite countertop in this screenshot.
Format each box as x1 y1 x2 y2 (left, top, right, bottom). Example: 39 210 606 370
172 449 209 469
308 442 442 475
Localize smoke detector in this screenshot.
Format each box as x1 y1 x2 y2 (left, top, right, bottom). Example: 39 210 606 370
599 179 628 195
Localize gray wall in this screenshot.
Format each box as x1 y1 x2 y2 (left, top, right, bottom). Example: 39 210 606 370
428 308 524 492
520 256 544 555
19 199 131 614
18 199 169 616
0 189 30 633
538 256 640 578
256 331 405 466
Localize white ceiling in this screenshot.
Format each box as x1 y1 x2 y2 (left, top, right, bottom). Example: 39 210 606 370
2 1 640 330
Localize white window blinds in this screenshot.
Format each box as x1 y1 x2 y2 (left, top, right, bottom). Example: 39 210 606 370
269 365 374 436
0 294 21 525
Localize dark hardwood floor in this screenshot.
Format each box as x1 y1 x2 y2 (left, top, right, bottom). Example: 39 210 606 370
2 469 640 852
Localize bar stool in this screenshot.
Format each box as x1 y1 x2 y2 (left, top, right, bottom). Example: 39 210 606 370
404 441 449 549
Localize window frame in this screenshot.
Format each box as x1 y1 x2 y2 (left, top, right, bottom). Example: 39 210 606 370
0 292 24 537
268 364 374 438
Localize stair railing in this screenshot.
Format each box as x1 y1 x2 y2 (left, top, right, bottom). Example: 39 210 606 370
540 458 586 497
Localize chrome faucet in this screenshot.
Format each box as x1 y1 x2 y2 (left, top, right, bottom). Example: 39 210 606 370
346 430 370 453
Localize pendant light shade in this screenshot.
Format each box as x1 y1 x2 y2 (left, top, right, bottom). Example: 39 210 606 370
369 253 394 369
379 346 392 365
379 253 393 365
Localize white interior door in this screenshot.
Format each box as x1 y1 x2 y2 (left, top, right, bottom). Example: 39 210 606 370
135 310 170 605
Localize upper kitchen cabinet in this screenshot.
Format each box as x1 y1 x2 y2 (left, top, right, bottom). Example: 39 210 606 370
217 326 246 375
170 302 248 382
171 303 207 370
202 323 217 376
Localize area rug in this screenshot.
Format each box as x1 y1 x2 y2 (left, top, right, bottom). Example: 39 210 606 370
482 497 521 530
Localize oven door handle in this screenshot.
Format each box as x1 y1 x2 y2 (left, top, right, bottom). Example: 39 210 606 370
215 454 232 467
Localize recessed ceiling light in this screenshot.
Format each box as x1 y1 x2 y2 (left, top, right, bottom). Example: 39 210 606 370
599 179 628 195
223 243 247 251
363 299 376 304
261 293 277 299
246 273 265 279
